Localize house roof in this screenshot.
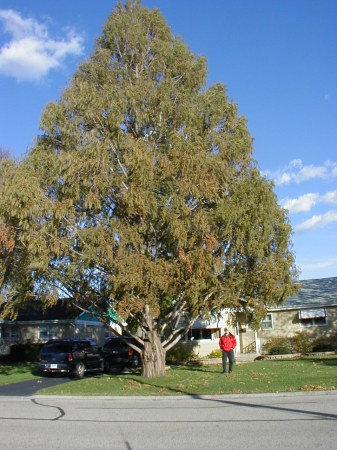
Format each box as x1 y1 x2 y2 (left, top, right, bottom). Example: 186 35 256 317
1 299 79 322
269 277 337 311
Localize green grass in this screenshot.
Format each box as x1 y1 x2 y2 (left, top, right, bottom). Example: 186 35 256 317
0 362 40 385
1 356 336 396
36 355 337 396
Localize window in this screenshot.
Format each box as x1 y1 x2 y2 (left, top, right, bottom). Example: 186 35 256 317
261 314 273 330
188 329 201 341
187 328 219 341
299 308 327 327
202 329 212 340
2 327 20 341
38 326 58 341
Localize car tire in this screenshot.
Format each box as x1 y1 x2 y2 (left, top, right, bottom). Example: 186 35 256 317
74 362 85 378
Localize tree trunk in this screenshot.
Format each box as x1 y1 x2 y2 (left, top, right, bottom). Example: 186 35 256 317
141 331 166 377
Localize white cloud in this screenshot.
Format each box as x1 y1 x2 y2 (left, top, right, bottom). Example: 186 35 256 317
281 190 337 214
301 258 337 271
265 159 337 186
321 190 337 204
0 9 84 82
281 193 319 213
296 210 337 232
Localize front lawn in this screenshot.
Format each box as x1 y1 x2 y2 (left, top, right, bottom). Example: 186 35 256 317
35 355 337 396
0 362 40 385
1 356 335 396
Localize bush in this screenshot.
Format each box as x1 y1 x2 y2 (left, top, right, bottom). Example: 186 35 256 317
266 337 291 355
166 346 197 363
291 331 313 353
207 349 222 358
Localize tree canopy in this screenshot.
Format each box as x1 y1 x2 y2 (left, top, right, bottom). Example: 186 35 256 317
0 1 297 376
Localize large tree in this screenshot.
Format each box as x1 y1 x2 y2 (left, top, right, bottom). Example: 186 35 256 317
0 1 297 377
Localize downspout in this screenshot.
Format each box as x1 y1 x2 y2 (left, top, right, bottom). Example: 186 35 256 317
254 330 261 354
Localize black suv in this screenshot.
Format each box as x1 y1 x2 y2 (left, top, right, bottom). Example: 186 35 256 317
38 339 104 378
101 337 141 372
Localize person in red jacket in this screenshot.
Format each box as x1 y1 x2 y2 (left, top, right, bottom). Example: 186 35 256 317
219 328 236 373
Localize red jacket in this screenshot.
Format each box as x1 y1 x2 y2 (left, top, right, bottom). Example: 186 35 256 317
219 333 236 352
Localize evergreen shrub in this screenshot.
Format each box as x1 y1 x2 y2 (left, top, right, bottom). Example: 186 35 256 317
291 331 313 353
266 337 291 355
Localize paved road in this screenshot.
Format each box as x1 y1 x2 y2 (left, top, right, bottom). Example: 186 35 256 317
0 391 336 449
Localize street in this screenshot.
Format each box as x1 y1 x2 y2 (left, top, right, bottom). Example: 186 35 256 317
0 391 336 449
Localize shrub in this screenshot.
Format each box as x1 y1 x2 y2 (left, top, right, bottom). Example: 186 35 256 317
166 346 197 363
292 331 313 353
266 337 291 355
207 349 222 358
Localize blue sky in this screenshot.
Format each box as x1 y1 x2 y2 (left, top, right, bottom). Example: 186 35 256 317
0 0 336 281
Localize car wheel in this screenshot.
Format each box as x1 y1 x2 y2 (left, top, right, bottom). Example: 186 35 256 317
74 362 85 378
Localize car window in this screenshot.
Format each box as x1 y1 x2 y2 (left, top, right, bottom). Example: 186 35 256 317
73 342 91 351
42 342 71 353
103 339 121 350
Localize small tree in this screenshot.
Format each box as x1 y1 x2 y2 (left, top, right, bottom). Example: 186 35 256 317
0 1 298 377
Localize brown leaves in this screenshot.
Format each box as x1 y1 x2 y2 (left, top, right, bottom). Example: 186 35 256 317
0 224 16 253
178 247 192 274
204 233 218 252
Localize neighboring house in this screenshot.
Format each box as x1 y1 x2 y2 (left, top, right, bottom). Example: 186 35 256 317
0 300 107 356
176 277 337 357
253 276 337 354
1 277 336 358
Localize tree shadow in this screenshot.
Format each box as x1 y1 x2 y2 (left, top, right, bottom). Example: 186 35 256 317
169 364 221 375
303 356 337 366
0 360 36 376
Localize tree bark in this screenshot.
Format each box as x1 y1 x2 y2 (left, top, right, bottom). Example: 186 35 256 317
141 331 166 378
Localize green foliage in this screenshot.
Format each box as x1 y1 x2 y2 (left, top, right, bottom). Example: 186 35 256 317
166 346 197 363
0 1 298 376
265 337 292 355
291 331 313 354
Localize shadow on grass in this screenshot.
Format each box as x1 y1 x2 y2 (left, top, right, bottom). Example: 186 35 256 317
168 363 221 375
304 357 337 366
0 361 36 376
113 368 337 422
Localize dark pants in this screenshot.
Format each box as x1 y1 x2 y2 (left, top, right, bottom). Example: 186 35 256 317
222 349 234 373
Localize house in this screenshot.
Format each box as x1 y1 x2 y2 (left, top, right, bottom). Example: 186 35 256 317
2 277 336 358
0 299 107 356
176 277 337 357
252 276 337 354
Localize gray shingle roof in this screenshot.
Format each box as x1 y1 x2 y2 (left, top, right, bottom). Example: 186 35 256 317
269 277 337 310
1 299 79 322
